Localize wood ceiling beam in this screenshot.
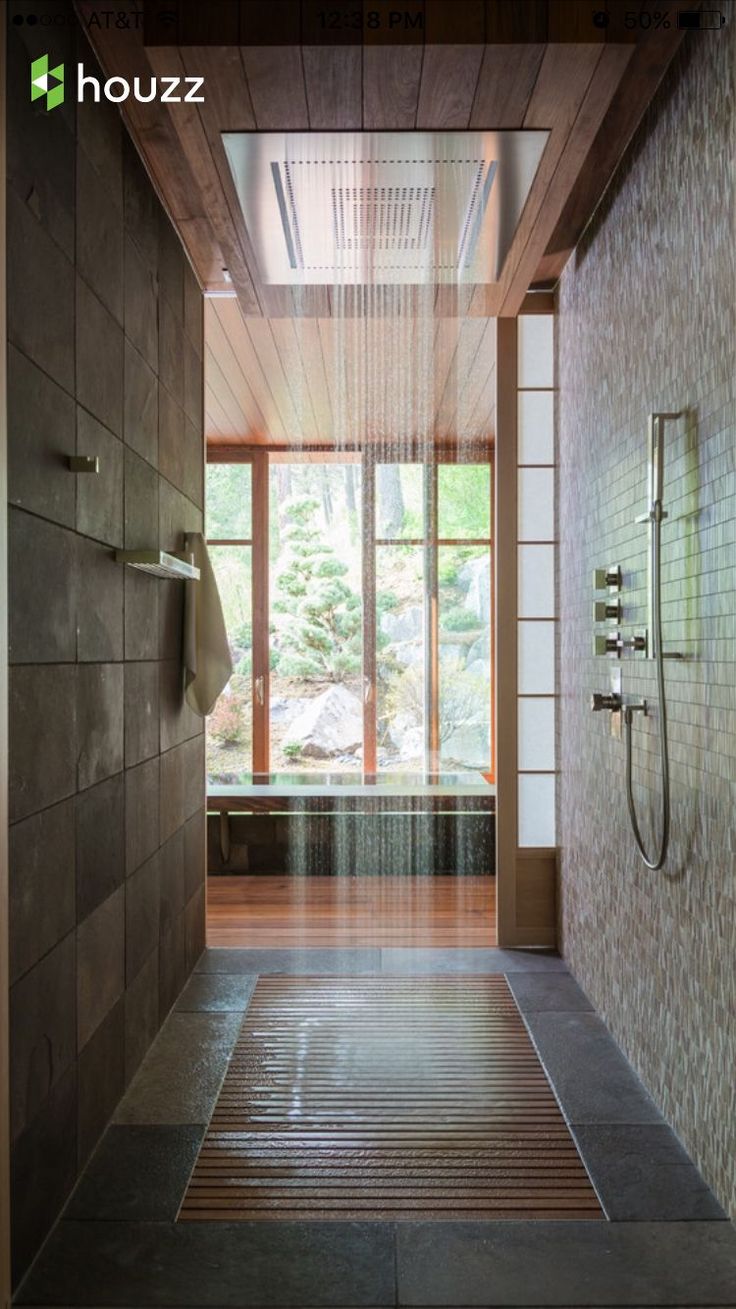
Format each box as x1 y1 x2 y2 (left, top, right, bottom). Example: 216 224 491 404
469 44 545 128
76 0 223 286
144 45 261 310
534 24 687 286
495 42 635 316
80 1 681 318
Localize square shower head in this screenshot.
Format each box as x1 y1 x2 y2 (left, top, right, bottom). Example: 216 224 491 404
222 130 549 286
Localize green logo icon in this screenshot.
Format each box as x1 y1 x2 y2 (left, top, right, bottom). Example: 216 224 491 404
30 55 65 111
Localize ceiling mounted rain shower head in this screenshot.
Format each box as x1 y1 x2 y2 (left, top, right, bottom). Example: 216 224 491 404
222 131 548 286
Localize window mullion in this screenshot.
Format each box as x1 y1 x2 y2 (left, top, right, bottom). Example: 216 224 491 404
362 450 377 776
251 449 270 776
424 460 440 773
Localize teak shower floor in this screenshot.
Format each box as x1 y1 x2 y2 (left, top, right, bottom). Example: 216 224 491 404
207 875 496 947
179 976 603 1222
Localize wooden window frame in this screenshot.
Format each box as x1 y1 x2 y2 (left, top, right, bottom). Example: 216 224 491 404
206 444 495 783
205 450 267 773
365 447 494 780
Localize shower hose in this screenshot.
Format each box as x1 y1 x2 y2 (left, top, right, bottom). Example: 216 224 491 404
623 505 670 870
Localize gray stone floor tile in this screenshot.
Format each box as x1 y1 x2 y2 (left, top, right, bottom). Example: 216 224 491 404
524 1011 663 1124
175 972 258 1012
65 1125 203 1221
381 947 569 973
507 972 594 1012
15 1219 396 1306
395 1220 736 1306
196 947 382 975
571 1124 727 1222
113 1012 242 1125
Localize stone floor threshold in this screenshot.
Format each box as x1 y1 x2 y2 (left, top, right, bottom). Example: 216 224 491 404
14 948 736 1309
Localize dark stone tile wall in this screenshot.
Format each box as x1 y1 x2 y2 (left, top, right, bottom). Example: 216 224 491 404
6 7 206 1279
557 15 736 1216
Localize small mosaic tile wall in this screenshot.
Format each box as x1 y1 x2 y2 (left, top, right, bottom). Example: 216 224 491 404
557 12 735 1216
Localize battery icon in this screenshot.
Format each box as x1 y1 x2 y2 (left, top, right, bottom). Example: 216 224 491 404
677 10 726 27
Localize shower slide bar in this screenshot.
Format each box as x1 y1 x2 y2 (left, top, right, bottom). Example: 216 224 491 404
624 410 685 871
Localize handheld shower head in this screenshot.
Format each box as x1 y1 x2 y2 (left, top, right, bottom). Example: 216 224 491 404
648 411 684 513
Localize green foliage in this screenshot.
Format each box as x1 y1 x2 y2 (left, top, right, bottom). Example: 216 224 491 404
438 465 491 538
439 545 477 588
402 506 423 537
231 619 252 649
442 606 478 633
282 741 302 759
273 495 362 681
206 463 251 539
384 658 485 746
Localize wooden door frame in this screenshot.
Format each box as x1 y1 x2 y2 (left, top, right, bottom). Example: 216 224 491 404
494 315 557 950
1 11 12 1300
495 318 520 948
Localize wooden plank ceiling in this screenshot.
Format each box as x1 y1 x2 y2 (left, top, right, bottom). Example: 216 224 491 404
77 0 687 448
205 303 496 446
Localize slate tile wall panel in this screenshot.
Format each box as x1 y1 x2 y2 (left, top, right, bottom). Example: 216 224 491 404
6 8 206 1279
557 15 736 1218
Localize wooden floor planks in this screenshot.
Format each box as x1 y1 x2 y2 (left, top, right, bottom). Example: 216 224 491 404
207 875 496 947
179 976 603 1222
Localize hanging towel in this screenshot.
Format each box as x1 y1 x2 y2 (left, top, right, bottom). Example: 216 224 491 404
183 532 233 717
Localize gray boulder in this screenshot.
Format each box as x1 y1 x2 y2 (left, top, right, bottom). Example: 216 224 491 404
286 684 363 758
380 605 423 643
466 634 491 664
388 711 424 761
460 556 491 624
442 725 489 769
271 694 310 723
390 639 424 668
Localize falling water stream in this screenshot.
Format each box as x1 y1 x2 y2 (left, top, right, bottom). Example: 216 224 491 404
273 134 490 908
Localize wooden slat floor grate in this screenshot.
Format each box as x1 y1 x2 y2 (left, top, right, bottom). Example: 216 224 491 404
179 976 604 1222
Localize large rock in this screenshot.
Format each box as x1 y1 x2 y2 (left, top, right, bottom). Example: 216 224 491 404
390 639 424 668
388 711 424 761
286 684 363 758
466 634 491 664
460 556 491 624
380 605 423 643
271 694 311 724
442 725 489 769
439 642 467 664
465 658 491 682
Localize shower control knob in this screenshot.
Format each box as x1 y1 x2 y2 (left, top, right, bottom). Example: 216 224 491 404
593 566 621 590
594 633 621 656
594 600 621 622
591 692 622 712
621 632 648 654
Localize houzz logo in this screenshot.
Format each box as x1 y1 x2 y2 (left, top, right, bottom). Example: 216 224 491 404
31 55 65 111
30 58 204 110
